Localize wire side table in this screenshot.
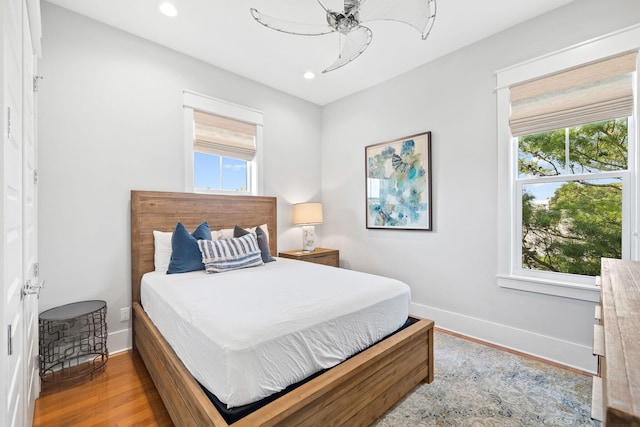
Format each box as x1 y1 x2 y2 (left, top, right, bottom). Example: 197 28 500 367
39 300 108 384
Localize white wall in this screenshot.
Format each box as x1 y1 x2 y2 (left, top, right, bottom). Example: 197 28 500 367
37 3 322 352
321 0 640 372
38 0 640 370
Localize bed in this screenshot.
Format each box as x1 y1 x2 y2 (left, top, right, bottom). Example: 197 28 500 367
131 190 434 426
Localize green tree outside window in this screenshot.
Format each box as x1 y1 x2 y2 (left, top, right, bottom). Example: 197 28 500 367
518 118 627 276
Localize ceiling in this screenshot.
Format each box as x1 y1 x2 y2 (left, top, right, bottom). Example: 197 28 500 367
45 0 575 106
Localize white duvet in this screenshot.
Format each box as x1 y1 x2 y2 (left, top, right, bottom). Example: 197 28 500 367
141 257 410 408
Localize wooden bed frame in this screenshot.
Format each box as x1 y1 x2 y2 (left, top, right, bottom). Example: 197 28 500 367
130 190 434 426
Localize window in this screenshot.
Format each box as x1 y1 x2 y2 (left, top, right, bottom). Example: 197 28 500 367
194 153 248 192
193 111 256 192
495 26 640 301
518 119 628 277
183 90 264 195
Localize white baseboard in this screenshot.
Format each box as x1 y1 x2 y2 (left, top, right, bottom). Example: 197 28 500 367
410 302 597 374
107 328 131 355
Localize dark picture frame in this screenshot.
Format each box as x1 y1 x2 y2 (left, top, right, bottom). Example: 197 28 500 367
365 131 432 230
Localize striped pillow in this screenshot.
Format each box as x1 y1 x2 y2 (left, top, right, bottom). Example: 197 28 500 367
197 233 263 273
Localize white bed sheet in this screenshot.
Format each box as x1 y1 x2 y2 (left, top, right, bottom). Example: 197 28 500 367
141 257 410 408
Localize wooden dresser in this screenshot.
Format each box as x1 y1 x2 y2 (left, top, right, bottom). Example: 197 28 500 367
592 258 640 425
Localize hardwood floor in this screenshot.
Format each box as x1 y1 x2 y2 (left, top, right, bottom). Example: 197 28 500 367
33 351 173 427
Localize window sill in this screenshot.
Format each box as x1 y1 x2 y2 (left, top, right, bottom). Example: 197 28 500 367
497 274 600 302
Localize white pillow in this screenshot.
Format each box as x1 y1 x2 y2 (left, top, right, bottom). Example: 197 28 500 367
215 228 234 240
215 224 270 242
153 230 173 272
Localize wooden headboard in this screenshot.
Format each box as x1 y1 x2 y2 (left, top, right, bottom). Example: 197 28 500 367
130 190 278 304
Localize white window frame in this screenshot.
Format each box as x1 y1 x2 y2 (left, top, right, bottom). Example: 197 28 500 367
183 90 264 195
495 24 640 302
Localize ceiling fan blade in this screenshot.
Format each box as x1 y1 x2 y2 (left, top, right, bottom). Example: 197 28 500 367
316 0 330 12
251 8 334 36
323 25 372 73
358 0 436 40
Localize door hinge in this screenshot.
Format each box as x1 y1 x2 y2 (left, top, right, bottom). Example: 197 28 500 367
6 107 11 139
33 75 43 92
34 170 38 184
34 262 39 276
7 325 12 356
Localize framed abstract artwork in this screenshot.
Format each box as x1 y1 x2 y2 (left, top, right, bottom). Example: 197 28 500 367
365 131 432 230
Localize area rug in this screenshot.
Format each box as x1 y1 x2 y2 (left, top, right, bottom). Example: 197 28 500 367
373 331 595 426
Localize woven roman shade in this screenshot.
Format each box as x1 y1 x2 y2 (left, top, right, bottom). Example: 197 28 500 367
193 110 256 161
509 52 637 136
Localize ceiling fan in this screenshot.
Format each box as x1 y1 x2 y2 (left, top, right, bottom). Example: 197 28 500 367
250 0 437 73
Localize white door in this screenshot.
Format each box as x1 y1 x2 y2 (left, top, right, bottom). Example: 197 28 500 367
2 0 26 425
2 0 40 425
22 0 40 424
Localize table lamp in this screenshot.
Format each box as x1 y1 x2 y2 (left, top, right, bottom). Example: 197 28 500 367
292 202 323 252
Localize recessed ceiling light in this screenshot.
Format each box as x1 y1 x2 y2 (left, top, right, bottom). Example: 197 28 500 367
303 71 316 80
159 2 178 17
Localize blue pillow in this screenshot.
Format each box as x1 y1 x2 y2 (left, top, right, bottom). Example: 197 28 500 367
233 225 276 263
167 221 212 274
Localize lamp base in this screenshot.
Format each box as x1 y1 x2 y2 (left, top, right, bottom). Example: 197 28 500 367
301 225 316 252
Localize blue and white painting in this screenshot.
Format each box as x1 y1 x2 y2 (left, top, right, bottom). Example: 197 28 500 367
366 132 432 230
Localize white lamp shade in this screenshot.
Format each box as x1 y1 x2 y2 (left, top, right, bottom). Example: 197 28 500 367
292 202 323 225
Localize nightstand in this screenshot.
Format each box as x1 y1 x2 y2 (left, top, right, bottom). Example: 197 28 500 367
279 248 339 267
39 300 109 384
